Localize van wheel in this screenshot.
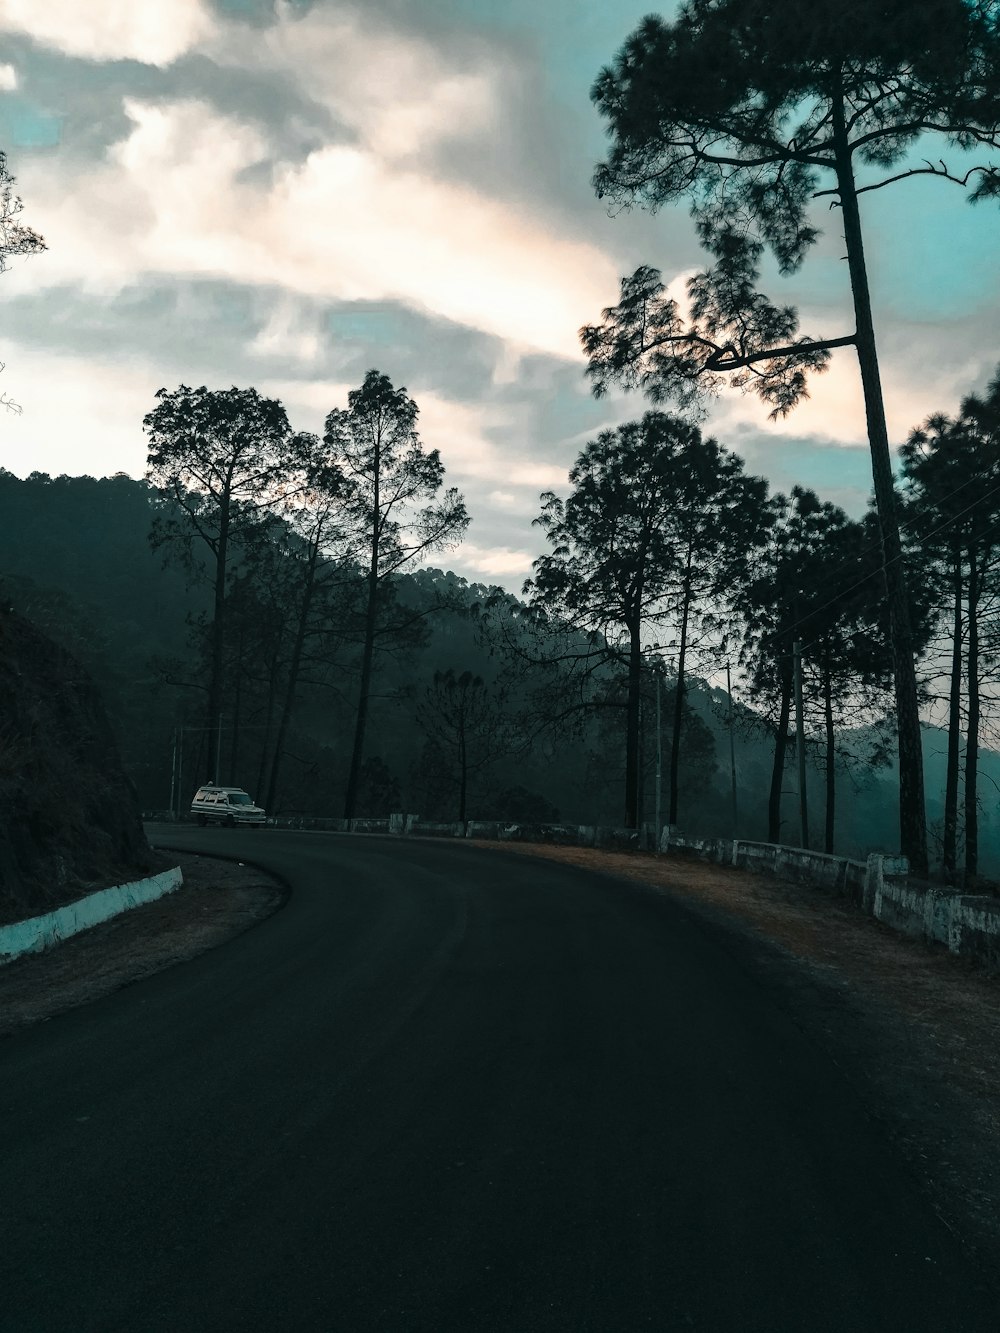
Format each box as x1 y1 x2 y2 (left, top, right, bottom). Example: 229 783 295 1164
226 814 235 827
196 814 207 827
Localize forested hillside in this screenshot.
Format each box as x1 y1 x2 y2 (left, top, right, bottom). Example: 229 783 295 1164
0 603 153 921
3 465 999 877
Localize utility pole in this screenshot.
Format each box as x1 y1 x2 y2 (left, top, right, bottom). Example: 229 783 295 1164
636 697 643 834
169 728 178 820
793 640 808 849
654 667 662 850
725 660 738 838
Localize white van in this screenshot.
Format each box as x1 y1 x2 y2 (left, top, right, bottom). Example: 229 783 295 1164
190 785 266 827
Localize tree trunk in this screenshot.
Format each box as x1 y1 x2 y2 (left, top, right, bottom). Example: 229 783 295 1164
833 89 926 875
458 701 468 823
943 549 964 881
266 550 318 813
256 643 282 800
344 567 379 819
345 433 383 820
624 621 642 828
668 559 693 826
206 488 231 781
965 550 980 884
823 664 836 855
768 670 792 843
228 630 243 787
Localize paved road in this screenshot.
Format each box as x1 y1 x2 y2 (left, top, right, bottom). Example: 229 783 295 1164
2 830 997 1331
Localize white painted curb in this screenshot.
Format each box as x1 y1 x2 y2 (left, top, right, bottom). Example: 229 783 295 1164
0 866 184 967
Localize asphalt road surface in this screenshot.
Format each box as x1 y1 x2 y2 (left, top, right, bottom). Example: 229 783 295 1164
3 830 997 1331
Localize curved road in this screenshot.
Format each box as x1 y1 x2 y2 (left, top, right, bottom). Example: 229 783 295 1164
2 830 996 1331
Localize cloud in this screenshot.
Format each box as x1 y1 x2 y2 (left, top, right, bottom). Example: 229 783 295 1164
248 294 325 366
703 319 991 451
454 542 534 579
0 339 153 477
208 2 502 165
412 392 572 492
0 0 215 66
0 62 18 90
18 95 617 359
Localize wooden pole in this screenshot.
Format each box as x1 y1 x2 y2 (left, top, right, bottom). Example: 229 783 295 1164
793 641 808 849
726 661 738 838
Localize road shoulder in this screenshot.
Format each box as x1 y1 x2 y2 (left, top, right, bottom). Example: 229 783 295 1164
0 852 284 1038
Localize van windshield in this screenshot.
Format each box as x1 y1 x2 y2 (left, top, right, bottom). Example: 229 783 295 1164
228 792 253 805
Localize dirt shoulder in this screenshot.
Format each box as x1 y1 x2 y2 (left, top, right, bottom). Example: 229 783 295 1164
471 840 1000 1264
0 852 284 1038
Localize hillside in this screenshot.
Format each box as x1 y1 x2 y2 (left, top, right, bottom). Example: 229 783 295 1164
0 606 154 923
2 468 998 874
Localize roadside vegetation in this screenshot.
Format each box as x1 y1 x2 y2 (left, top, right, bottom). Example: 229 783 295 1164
2 2 1000 891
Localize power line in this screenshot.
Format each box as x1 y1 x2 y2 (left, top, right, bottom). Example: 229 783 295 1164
762 454 1000 642
783 475 1000 658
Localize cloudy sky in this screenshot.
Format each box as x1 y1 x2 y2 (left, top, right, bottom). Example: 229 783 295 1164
0 0 997 590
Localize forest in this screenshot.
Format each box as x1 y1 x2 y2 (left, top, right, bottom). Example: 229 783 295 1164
2 357 1000 882
2 0 999 884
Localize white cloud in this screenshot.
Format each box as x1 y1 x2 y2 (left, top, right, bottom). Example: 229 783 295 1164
252 376 352 431
209 3 502 164
0 62 18 91
0 0 215 66
18 96 617 359
456 542 534 579
414 393 570 492
505 462 570 488
0 341 153 478
249 296 325 366
704 331 987 449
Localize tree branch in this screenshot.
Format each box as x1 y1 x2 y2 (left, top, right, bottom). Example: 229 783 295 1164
704 333 856 371
814 159 997 201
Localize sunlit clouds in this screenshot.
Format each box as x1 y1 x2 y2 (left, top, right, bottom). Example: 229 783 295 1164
0 0 214 65
0 0 996 590
207 2 504 166
707 333 990 449
19 95 617 359
0 340 152 477
458 543 536 579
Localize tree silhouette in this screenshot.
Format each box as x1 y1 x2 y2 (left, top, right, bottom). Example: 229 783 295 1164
738 488 893 846
902 370 1000 882
527 412 770 827
1 150 46 413
144 385 303 782
321 370 469 818
581 0 1000 874
257 437 356 812
415 669 512 822
797 508 897 853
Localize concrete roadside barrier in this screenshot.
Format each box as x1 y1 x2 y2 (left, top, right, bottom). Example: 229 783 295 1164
0 866 183 966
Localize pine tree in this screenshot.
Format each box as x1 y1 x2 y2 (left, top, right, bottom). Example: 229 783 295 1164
581 0 1000 873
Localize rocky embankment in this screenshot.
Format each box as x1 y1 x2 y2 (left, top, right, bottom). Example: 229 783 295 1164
0 605 154 924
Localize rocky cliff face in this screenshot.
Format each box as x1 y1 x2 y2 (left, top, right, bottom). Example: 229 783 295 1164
0 607 154 923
